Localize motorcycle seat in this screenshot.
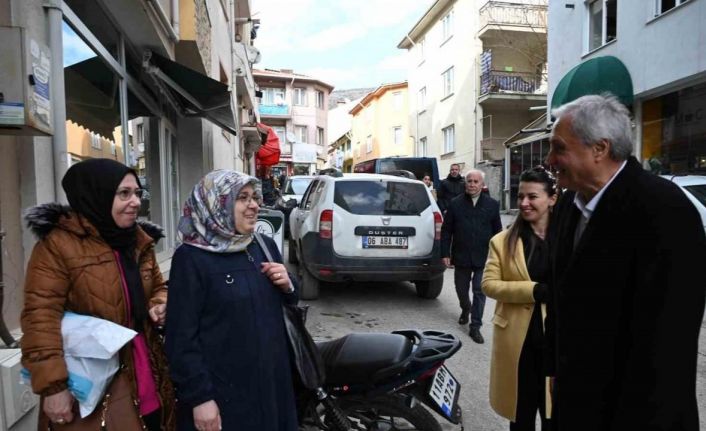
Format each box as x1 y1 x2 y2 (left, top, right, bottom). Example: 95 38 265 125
316 333 413 386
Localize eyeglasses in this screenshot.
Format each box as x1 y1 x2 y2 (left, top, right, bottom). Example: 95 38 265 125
115 188 144 201
236 193 263 206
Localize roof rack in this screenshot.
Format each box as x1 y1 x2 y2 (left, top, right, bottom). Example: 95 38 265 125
317 168 343 177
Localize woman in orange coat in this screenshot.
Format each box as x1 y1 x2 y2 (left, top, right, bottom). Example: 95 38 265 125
20 159 174 430
482 166 557 430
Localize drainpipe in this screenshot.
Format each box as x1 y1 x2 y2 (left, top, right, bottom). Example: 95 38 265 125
146 0 179 42
45 0 68 203
0 219 18 348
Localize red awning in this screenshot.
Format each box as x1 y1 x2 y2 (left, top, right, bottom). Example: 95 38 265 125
255 123 281 166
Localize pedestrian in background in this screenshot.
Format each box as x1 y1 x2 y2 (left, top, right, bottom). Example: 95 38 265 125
422 173 437 200
437 163 464 213
165 170 299 431
441 169 502 343
545 94 706 430
21 158 175 431
483 166 557 430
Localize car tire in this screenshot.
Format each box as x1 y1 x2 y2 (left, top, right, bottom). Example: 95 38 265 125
300 267 320 300
415 276 443 299
288 239 298 264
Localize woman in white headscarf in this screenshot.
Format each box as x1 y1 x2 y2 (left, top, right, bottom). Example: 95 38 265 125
165 170 299 431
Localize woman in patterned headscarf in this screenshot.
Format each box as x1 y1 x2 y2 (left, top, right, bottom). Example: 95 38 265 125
165 170 299 431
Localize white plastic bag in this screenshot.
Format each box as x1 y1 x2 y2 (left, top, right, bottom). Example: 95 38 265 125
22 312 137 418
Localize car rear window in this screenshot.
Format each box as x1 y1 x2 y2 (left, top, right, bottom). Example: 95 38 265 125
684 185 706 207
334 180 430 215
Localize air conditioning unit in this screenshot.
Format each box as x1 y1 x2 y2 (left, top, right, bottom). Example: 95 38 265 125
0 26 53 136
0 349 39 431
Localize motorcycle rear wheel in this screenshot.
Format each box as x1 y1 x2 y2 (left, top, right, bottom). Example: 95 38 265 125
335 394 442 431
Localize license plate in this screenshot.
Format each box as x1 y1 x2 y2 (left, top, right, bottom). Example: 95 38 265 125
362 236 408 249
427 365 459 419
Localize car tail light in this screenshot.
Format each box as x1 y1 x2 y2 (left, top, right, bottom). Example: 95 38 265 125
320 210 333 239
433 211 443 240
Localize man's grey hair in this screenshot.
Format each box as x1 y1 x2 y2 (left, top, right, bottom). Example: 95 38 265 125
551 93 633 161
465 168 485 181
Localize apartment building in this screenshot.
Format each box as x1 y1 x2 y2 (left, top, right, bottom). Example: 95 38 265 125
328 97 363 172
548 0 706 177
0 3 260 421
253 68 333 176
349 82 412 166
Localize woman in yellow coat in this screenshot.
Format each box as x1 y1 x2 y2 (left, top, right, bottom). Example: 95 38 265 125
482 166 557 431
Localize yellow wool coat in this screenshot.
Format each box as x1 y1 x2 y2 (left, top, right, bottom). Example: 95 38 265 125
481 230 551 422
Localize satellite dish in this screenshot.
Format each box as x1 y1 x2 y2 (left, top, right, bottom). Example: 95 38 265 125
245 46 262 64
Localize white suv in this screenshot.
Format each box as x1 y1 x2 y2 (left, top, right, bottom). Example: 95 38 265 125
289 172 446 300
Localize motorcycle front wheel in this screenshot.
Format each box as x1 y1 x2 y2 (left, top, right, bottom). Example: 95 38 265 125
334 394 442 431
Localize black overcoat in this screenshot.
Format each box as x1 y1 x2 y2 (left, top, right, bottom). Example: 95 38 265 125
546 157 706 430
165 235 299 431
441 192 502 268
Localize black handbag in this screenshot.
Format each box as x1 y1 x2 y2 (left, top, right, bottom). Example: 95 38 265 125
253 233 326 390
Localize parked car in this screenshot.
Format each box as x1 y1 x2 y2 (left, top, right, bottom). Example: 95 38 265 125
277 175 314 238
354 157 441 189
661 174 706 233
289 172 446 300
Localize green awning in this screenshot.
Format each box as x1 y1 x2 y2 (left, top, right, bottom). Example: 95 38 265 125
551 56 633 109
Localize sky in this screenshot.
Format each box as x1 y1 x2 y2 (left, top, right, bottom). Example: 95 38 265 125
252 0 435 90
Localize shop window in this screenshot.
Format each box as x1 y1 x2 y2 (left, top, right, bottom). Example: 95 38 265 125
641 82 706 175
508 140 550 209
588 0 617 51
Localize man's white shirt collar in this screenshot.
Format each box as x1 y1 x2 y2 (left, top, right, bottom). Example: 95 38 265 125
573 160 627 221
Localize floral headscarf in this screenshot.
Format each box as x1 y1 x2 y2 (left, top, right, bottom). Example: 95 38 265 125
177 170 261 253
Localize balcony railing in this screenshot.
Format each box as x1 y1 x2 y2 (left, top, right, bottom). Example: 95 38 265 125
480 70 545 95
479 1 547 31
258 104 290 116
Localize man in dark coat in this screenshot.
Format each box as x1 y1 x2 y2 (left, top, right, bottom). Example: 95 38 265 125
441 169 502 343
437 163 465 213
545 94 706 431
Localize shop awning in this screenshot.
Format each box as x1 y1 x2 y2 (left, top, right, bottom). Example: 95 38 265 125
255 123 281 166
143 51 237 135
551 56 633 109
65 56 152 139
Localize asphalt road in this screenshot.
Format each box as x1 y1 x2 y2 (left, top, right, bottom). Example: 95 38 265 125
283 216 706 430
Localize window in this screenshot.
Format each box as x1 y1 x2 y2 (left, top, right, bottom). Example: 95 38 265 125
334 181 431 216
418 87 427 111
295 125 308 144
293 87 307 106
366 135 372 153
418 137 427 156
273 126 287 152
441 10 454 42
443 125 455 153
317 127 324 146
316 90 324 108
262 87 286 105
588 0 616 51
442 67 454 98
90 133 102 149
418 38 425 63
392 91 402 110
392 127 402 145
656 0 690 15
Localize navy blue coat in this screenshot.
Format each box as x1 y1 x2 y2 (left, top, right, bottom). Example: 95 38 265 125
441 192 502 268
165 235 299 431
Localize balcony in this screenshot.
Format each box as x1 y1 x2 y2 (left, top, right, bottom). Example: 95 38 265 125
479 1 547 38
258 104 291 118
479 70 546 110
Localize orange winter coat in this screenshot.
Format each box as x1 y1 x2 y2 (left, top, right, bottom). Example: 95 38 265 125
20 203 174 430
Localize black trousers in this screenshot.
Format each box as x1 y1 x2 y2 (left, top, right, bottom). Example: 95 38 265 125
510 332 550 431
453 266 486 328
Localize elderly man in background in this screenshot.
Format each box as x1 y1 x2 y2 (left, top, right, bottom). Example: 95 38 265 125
441 169 502 344
545 93 706 431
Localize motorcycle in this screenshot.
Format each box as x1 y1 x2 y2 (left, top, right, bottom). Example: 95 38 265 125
296 329 463 431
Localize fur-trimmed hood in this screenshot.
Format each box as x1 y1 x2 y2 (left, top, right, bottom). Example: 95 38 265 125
25 203 164 243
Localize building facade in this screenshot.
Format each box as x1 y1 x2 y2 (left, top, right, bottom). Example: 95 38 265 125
253 68 333 176
0 3 260 424
328 97 363 172
548 0 706 176
349 82 412 166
